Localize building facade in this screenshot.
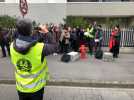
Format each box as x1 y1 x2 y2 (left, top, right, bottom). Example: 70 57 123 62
0 0 134 25
0 0 4 2
4 0 66 3
67 0 133 2
2 0 134 2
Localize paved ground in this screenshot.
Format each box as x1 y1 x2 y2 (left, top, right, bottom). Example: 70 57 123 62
1 84 134 100
0 53 134 83
0 51 134 99
47 54 134 82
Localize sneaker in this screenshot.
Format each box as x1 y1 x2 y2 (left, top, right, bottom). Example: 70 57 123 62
53 53 58 56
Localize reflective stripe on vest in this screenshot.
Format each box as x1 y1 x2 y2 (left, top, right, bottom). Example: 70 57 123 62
15 64 47 78
88 33 94 38
16 72 49 89
87 27 94 38
17 79 46 89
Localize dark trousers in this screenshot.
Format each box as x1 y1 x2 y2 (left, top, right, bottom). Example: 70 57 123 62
113 44 120 58
59 41 64 53
0 41 10 57
71 40 79 52
63 44 69 53
88 38 95 55
18 88 44 100
110 44 120 58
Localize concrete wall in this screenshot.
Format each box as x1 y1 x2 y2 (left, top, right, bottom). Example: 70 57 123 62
67 2 134 17
5 0 66 3
68 0 134 1
47 0 66 3
68 0 98 2
1 2 134 23
0 0 4 2
0 3 66 24
0 3 4 15
104 0 121 1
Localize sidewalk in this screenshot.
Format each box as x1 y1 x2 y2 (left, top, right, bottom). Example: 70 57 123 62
0 53 134 88
1 84 134 100
102 47 134 54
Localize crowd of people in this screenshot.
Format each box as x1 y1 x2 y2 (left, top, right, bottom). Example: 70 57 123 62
0 21 121 59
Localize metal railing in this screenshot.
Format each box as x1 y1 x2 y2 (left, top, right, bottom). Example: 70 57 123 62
102 27 134 47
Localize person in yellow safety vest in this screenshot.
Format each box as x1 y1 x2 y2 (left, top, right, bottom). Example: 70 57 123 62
86 26 94 38
10 18 58 100
85 23 96 56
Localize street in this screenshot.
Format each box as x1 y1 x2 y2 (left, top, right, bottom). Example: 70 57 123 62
0 53 134 100
0 53 134 83
1 84 134 100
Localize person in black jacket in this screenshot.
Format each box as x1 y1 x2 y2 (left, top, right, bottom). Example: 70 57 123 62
10 18 58 100
0 27 10 57
32 26 44 42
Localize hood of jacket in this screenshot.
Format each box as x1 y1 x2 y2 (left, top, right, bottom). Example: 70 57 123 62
13 35 37 54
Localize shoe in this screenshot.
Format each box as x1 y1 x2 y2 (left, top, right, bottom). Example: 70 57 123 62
113 55 118 58
53 53 58 56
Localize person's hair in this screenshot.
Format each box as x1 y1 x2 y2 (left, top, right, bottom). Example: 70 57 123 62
16 18 32 36
116 24 120 29
64 27 68 31
98 24 102 28
34 26 41 31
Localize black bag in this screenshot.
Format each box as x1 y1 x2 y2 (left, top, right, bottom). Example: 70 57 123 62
95 49 103 59
61 54 71 62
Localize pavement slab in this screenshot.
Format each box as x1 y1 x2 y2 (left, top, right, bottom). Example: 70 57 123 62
0 53 134 87
0 84 134 100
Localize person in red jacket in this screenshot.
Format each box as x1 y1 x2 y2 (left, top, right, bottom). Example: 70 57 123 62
109 28 116 51
109 25 121 58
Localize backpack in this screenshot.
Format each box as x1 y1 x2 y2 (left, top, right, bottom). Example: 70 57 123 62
95 49 103 59
61 54 71 63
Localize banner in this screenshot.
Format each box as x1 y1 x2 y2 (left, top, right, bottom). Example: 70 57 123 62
19 0 28 17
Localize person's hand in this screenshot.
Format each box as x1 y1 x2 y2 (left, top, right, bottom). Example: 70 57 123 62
39 24 49 34
43 25 49 33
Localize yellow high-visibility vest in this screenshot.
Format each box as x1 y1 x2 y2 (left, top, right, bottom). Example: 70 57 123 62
10 42 49 93
86 27 94 38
